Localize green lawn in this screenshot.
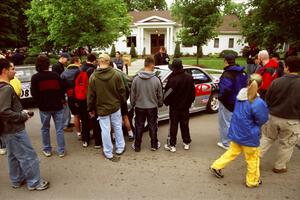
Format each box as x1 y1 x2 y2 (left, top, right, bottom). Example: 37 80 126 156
180 57 247 70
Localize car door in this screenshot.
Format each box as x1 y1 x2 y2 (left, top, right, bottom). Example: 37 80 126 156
186 68 213 112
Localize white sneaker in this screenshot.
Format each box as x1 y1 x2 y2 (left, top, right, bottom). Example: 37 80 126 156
82 142 88 148
217 142 229 150
42 150 52 157
164 144 176 152
77 132 82 139
183 143 190 150
0 148 7 155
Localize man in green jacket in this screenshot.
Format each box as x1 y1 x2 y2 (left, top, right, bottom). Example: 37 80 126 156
87 54 126 162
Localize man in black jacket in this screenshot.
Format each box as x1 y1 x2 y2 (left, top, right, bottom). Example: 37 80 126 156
164 59 195 152
52 53 70 76
260 56 300 174
154 46 170 66
52 52 72 132
31 55 66 157
0 58 49 190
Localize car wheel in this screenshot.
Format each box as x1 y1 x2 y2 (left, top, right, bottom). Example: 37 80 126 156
206 92 219 113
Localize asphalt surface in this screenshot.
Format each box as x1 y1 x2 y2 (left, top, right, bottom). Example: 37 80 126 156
0 108 299 200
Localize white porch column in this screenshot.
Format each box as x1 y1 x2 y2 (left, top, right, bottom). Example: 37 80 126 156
170 27 174 55
137 27 141 55
166 27 170 54
140 27 144 55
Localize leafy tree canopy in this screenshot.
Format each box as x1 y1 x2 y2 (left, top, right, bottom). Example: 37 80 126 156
241 0 300 51
0 0 29 48
172 0 226 63
125 0 167 11
26 0 131 53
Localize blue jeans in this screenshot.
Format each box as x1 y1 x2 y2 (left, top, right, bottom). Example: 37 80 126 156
39 109 65 154
1 130 41 187
98 109 125 158
63 104 71 128
218 102 233 147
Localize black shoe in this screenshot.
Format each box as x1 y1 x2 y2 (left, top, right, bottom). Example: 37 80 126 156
107 156 120 162
128 136 134 142
210 167 224 178
131 143 140 152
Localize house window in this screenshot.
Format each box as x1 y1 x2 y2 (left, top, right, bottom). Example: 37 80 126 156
127 36 136 47
214 38 219 48
228 38 234 48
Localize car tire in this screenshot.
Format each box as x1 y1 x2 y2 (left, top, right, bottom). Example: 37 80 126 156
206 92 219 113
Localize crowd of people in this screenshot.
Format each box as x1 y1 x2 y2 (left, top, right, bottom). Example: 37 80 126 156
0 47 299 191
212 50 300 188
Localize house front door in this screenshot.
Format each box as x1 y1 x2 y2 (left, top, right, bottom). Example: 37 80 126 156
151 34 165 55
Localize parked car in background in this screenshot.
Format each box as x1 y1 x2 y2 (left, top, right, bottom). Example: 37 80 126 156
15 65 36 106
128 65 220 126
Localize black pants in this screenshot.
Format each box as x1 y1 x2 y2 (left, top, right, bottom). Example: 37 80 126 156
134 107 158 150
77 100 90 143
91 116 102 146
169 108 191 147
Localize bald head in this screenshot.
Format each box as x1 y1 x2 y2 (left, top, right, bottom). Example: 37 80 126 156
258 50 269 65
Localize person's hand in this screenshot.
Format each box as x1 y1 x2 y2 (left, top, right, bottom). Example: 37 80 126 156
89 111 95 118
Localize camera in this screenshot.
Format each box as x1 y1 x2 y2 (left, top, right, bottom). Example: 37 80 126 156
27 111 34 117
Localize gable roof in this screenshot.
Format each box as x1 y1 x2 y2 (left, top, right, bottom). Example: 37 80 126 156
129 10 173 24
129 11 241 33
217 15 241 33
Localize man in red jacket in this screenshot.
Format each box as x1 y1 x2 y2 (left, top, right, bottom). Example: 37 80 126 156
257 50 279 100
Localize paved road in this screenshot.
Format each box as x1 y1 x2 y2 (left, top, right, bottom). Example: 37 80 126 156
0 108 299 200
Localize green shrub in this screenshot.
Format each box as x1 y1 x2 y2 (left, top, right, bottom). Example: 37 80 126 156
24 56 37 64
130 43 137 58
110 44 116 57
219 50 238 58
174 42 182 58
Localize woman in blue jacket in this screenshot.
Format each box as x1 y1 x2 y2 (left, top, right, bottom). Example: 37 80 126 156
210 74 269 188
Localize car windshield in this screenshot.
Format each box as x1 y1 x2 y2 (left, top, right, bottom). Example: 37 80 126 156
15 67 36 82
154 68 169 80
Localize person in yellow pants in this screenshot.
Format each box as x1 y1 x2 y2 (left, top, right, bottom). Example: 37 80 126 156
210 74 269 188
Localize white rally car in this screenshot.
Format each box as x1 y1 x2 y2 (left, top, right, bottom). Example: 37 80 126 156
15 65 36 105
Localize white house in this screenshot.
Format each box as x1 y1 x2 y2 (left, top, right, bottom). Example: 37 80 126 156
105 11 246 56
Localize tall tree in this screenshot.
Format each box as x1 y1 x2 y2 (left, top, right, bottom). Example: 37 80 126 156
172 0 225 65
0 0 29 48
26 0 131 53
223 0 246 18
241 0 300 51
125 0 167 11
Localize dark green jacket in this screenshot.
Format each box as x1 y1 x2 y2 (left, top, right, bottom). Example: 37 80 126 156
87 66 125 116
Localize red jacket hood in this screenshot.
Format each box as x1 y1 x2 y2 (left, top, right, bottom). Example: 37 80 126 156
265 59 279 68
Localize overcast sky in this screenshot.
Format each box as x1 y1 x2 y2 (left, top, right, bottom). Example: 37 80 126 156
166 0 248 7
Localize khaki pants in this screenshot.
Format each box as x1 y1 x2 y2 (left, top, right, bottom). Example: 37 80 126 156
260 115 300 169
211 142 260 187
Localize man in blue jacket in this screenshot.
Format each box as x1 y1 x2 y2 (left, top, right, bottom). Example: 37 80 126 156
218 54 247 150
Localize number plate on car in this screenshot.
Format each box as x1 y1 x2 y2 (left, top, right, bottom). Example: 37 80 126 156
20 82 32 99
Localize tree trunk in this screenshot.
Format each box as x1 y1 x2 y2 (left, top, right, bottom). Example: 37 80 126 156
196 45 200 66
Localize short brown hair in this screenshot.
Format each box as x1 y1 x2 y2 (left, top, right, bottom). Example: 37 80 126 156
285 56 300 73
35 54 50 72
144 56 155 67
70 56 80 64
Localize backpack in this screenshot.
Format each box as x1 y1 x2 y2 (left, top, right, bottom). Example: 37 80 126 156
74 70 89 100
